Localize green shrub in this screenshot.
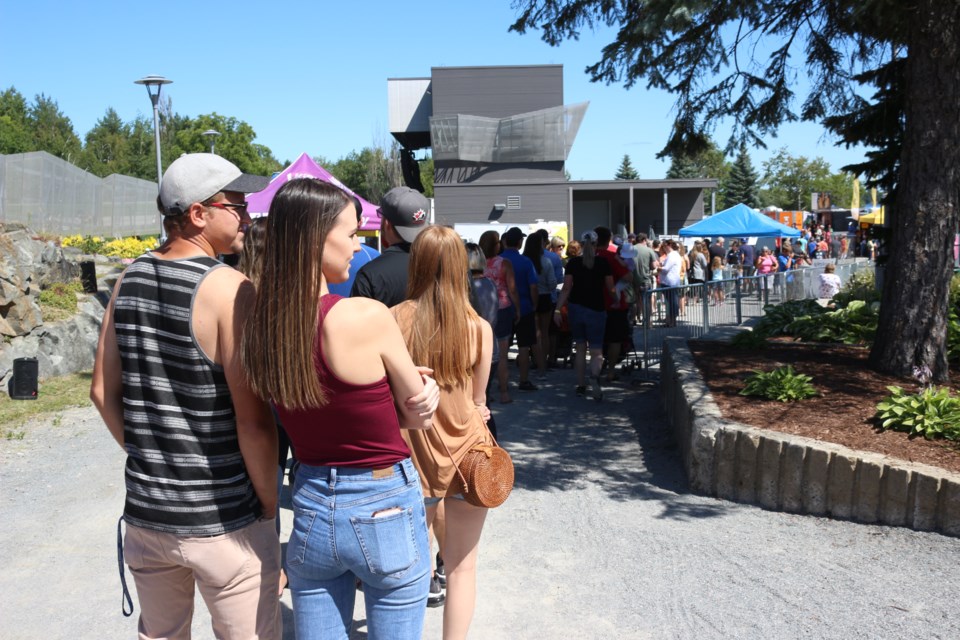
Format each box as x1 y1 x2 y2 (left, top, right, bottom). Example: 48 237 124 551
784 299 879 345
730 329 768 350
61 234 106 255
752 299 826 338
950 273 960 310
38 280 85 323
739 366 818 402
833 269 879 309
875 385 960 441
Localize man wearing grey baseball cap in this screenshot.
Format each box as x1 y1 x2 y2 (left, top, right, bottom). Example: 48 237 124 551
351 186 431 307
91 153 282 638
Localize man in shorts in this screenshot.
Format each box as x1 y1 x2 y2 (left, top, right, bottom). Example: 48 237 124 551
91 154 281 639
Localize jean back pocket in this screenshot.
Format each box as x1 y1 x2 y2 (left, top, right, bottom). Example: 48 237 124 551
350 507 420 577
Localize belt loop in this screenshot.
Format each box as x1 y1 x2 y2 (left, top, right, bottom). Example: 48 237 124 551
399 459 414 484
328 466 337 485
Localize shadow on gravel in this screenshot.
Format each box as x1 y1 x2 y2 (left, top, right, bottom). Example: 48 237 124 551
495 374 728 522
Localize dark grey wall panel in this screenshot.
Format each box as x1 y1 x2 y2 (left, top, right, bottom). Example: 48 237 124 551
573 186 706 236
431 66 563 118
434 183 569 226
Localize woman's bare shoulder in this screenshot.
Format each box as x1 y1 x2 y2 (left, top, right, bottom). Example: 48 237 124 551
329 296 391 326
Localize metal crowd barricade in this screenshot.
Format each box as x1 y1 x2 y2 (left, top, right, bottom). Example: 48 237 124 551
630 259 874 379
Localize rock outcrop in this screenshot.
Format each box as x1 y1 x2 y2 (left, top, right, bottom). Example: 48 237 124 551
0 223 110 385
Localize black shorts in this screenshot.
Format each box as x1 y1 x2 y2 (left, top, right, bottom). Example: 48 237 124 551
604 309 630 344
536 294 555 314
511 312 537 348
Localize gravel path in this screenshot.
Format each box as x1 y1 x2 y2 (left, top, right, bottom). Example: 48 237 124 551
2 366 959 639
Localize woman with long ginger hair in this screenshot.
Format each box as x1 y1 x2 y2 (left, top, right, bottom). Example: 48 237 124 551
391 226 495 640
240 178 440 640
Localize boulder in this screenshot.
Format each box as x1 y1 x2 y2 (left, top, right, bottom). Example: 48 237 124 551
0 297 43 336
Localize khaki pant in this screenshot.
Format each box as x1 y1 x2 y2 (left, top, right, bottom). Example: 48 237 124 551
123 518 281 640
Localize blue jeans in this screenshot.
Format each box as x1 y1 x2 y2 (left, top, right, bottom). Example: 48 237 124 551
287 458 431 640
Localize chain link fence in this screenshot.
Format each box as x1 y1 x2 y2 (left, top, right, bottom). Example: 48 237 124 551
0 151 159 237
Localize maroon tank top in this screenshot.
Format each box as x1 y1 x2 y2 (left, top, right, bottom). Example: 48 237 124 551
275 295 410 467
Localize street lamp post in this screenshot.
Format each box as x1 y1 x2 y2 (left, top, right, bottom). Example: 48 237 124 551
201 129 221 154
134 75 172 238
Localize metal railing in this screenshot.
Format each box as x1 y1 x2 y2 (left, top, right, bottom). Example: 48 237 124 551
626 260 874 378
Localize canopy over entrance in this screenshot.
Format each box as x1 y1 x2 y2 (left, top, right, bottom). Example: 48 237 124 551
679 203 801 238
247 153 381 231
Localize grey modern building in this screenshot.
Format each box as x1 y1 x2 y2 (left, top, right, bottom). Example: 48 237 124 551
388 64 716 238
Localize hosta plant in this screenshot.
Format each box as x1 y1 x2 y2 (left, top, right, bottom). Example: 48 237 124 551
730 329 768 350
875 386 960 441
739 366 818 403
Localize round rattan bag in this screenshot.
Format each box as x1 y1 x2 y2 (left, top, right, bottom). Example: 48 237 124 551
457 443 514 508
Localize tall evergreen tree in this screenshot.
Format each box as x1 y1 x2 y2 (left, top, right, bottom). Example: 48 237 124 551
724 143 760 208
28 93 81 162
0 88 33 154
665 154 699 179
509 0 960 381
614 154 639 179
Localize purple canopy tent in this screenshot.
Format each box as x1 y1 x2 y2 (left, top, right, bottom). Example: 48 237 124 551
246 153 381 232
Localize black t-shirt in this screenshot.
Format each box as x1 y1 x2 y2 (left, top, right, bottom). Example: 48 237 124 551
350 243 412 308
565 256 612 311
726 248 742 266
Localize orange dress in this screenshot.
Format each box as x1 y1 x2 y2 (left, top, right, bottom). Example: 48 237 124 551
392 301 491 498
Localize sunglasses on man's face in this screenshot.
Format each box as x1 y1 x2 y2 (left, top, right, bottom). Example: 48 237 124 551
206 201 249 215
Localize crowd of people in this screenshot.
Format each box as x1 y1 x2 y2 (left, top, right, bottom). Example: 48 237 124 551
92 154 498 640
90 153 869 639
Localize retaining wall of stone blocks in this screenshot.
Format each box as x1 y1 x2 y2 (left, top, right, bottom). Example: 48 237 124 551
661 337 960 537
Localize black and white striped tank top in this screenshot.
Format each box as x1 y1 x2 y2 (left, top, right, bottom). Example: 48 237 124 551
115 253 260 535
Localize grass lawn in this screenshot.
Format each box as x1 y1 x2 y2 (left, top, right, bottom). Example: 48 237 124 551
1 371 92 438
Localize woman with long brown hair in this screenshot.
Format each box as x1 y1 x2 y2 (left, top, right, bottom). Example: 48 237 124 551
240 178 440 640
392 226 495 640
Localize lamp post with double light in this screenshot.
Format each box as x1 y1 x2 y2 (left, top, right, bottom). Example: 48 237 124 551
134 75 172 238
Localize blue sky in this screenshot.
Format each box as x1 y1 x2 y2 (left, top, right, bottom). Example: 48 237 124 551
1 0 867 183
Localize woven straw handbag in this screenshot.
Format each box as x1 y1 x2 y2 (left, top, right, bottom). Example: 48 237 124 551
438 424 514 508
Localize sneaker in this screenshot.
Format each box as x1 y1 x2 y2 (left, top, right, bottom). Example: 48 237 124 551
427 574 445 608
590 376 603 403
518 380 539 392
436 553 446 588
575 385 587 396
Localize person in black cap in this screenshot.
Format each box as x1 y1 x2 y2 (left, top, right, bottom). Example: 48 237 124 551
351 187 430 307
500 226 541 392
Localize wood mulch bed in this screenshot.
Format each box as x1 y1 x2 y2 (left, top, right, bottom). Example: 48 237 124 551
688 340 960 476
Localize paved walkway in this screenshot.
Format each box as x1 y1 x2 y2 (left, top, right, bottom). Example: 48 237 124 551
2 364 959 639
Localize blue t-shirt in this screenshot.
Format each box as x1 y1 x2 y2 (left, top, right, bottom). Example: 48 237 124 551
501 248 538 316
329 244 380 297
544 251 564 302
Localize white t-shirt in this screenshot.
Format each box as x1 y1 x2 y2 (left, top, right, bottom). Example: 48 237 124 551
818 273 842 299
660 251 682 287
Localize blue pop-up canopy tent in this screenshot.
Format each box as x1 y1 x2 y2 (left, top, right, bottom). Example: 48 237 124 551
679 203 801 238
